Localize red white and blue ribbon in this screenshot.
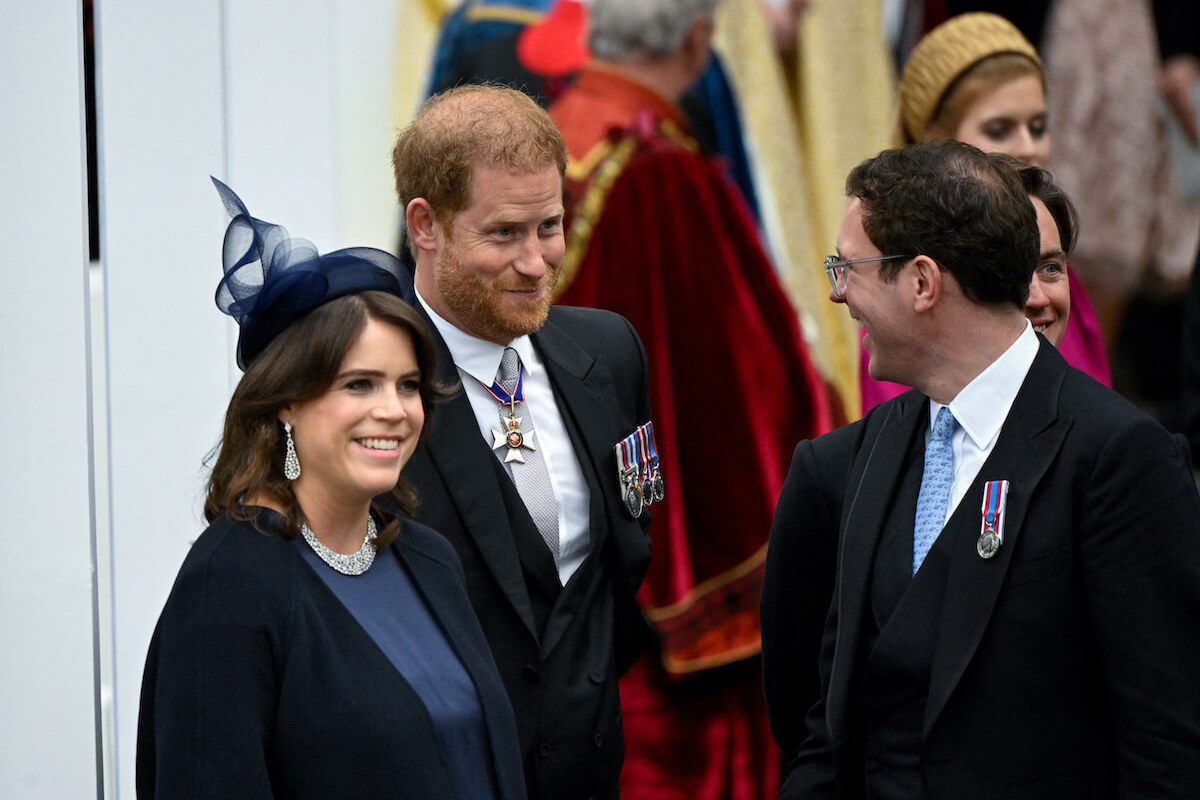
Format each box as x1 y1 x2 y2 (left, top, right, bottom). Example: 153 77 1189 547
977 479 1010 558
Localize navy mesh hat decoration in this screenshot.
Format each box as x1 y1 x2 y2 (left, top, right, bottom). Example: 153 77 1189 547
211 177 407 369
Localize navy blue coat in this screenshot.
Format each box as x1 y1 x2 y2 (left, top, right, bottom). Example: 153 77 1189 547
137 512 526 800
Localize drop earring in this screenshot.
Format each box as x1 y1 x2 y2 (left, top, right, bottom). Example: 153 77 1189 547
283 421 301 480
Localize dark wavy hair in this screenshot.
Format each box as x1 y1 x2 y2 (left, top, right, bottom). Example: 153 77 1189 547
204 291 449 548
1012 159 1078 254
846 140 1038 309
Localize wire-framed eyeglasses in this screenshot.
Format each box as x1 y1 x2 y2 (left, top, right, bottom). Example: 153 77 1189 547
823 254 913 297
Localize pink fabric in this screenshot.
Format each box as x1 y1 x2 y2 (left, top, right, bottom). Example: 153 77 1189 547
1058 263 1112 386
859 262 1112 413
857 335 909 413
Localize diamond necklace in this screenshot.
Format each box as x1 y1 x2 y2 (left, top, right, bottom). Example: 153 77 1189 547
300 515 379 576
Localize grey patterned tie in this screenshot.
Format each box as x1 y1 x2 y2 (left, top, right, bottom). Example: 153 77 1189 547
494 347 561 568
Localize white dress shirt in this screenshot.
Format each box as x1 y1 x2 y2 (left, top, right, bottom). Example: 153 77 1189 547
416 288 591 584
930 321 1039 524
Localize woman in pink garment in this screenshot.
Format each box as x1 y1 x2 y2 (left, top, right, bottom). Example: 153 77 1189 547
861 12 1110 411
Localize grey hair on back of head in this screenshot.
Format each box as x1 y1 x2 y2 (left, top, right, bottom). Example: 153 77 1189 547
587 0 719 60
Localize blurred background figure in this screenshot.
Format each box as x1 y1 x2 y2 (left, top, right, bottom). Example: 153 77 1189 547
423 0 762 236
138 181 526 800
1155 0 1200 472
546 1 832 798
717 0 895 417
861 11 1110 411
427 0 578 105
1041 0 1199 359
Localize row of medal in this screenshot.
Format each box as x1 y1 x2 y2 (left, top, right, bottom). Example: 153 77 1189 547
615 421 663 519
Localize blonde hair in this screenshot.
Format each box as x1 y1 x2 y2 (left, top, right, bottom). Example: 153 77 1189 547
898 13 1043 144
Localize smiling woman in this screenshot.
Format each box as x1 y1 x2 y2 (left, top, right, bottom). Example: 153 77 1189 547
208 289 439 550
268 312 428 542
1016 159 1079 348
135 181 528 800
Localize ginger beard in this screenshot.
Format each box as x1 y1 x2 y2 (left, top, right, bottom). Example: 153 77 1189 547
434 237 561 344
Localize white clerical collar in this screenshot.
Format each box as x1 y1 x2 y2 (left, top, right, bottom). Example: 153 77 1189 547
932 321 1039 450
414 285 538 386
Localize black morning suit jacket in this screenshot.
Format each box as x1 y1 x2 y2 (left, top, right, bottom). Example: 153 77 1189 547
400 302 655 800
763 338 1200 799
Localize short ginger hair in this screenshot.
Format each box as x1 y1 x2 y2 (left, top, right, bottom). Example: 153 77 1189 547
392 84 567 232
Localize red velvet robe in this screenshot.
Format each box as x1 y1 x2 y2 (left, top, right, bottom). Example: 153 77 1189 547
549 66 833 800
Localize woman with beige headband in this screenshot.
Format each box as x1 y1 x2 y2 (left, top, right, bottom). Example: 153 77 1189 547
860 12 1111 410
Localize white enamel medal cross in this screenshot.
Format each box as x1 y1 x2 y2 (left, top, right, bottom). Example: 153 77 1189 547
492 413 537 463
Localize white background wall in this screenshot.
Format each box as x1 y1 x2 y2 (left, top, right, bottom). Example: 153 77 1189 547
0 3 100 798
0 1 414 796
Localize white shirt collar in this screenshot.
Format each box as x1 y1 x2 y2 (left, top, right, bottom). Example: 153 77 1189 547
414 285 538 387
932 321 1039 449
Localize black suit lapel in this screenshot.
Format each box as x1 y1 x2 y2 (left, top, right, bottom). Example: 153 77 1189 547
923 341 1072 738
417 306 540 641
530 316 616 513
828 394 926 739
529 319 619 658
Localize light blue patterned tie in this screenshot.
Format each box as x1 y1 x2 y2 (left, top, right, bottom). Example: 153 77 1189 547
912 406 958 575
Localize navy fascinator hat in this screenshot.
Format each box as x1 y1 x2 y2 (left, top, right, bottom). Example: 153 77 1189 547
211 177 409 369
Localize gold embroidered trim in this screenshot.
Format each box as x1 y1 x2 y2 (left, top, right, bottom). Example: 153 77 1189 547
555 135 639 298
565 138 616 182
423 0 456 19
643 543 768 622
648 544 769 674
657 118 699 153
664 640 763 674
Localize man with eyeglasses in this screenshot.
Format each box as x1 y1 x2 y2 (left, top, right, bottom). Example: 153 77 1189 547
761 139 1200 799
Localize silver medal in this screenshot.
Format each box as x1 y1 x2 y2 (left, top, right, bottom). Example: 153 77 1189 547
624 480 644 518
977 528 1000 559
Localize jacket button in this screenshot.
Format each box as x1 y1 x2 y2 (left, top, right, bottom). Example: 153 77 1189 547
593 733 603 748
589 670 604 684
522 664 540 684
538 743 552 758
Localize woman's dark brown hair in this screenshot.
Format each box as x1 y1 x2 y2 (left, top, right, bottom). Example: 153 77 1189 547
204 291 447 548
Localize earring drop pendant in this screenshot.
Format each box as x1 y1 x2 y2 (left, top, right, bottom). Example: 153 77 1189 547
283 421 301 480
